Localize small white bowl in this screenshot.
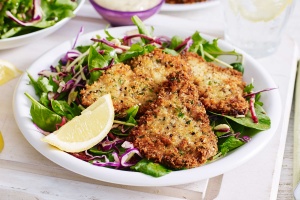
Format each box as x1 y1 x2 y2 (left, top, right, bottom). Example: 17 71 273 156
0 0 85 50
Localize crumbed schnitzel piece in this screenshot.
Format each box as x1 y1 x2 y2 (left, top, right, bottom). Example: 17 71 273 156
127 72 218 169
81 49 191 114
181 52 249 116
80 63 157 115
128 48 191 88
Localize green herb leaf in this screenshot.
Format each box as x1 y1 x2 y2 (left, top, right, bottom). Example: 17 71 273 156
169 36 183 49
126 105 139 119
37 77 54 93
27 73 43 96
119 44 155 62
25 92 62 132
131 15 151 37
244 83 255 93
216 104 271 131
88 146 113 155
230 62 244 74
219 136 245 155
130 159 172 177
88 46 108 84
40 92 50 107
163 48 179 56
51 100 80 119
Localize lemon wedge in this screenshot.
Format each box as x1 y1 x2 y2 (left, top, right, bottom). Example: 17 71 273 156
42 94 114 153
0 59 22 86
0 131 4 153
229 0 293 22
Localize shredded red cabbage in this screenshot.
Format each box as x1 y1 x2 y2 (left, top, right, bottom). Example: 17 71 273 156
249 94 258 123
91 38 128 51
101 136 124 151
174 36 192 51
55 116 67 130
61 27 84 64
244 87 277 98
90 58 115 72
123 34 162 45
6 0 42 26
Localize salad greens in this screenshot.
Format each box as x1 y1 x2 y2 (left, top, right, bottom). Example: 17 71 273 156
0 0 78 39
25 15 272 177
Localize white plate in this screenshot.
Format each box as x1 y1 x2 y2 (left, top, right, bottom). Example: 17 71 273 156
161 0 219 12
0 0 85 50
13 26 281 186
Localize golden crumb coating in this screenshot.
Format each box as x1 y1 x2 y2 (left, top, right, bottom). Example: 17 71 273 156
181 52 249 116
80 63 157 115
81 49 191 115
127 72 218 169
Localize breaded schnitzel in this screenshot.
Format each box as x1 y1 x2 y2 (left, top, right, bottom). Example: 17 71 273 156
80 63 157 115
81 49 248 116
181 52 249 116
80 49 191 115
127 72 218 169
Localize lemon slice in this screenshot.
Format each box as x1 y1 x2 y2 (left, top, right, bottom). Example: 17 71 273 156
0 131 4 153
0 59 22 86
81 94 108 114
229 0 293 22
42 94 114 152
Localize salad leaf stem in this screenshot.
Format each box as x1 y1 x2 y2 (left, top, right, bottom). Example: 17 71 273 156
203 52 233 69
113 120 136 127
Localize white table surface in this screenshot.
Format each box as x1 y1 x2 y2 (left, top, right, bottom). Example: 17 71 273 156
1 1 300 199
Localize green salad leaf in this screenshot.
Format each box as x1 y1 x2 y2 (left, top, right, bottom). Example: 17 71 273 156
131 159 172 177
219 136 245 155
211 103 271 131
25 92 62 132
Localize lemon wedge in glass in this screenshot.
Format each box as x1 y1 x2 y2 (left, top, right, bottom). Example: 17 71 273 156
229 0 293 22
42 94 114 153
0 59 22 86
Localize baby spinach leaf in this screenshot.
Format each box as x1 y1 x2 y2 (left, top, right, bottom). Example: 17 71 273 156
27 73 43 96
132 15 152 38
169 36 183 49
131 159 172 177
88 45 108 84
76 45 90 54
119 44 155 62
51 100 81 120
40 92 50 107
37 77 54 93
220 104 271 131
219 136 245 155
163 48 179 56
25 92 62 132
88 146 113 155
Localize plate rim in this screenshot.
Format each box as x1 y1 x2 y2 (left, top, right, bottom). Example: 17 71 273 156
13 25 282 186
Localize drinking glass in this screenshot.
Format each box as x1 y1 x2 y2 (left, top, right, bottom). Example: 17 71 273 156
221 0 294 58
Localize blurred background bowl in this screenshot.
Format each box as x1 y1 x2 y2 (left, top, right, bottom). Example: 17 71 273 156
0 0 85 50
89 0 165 26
